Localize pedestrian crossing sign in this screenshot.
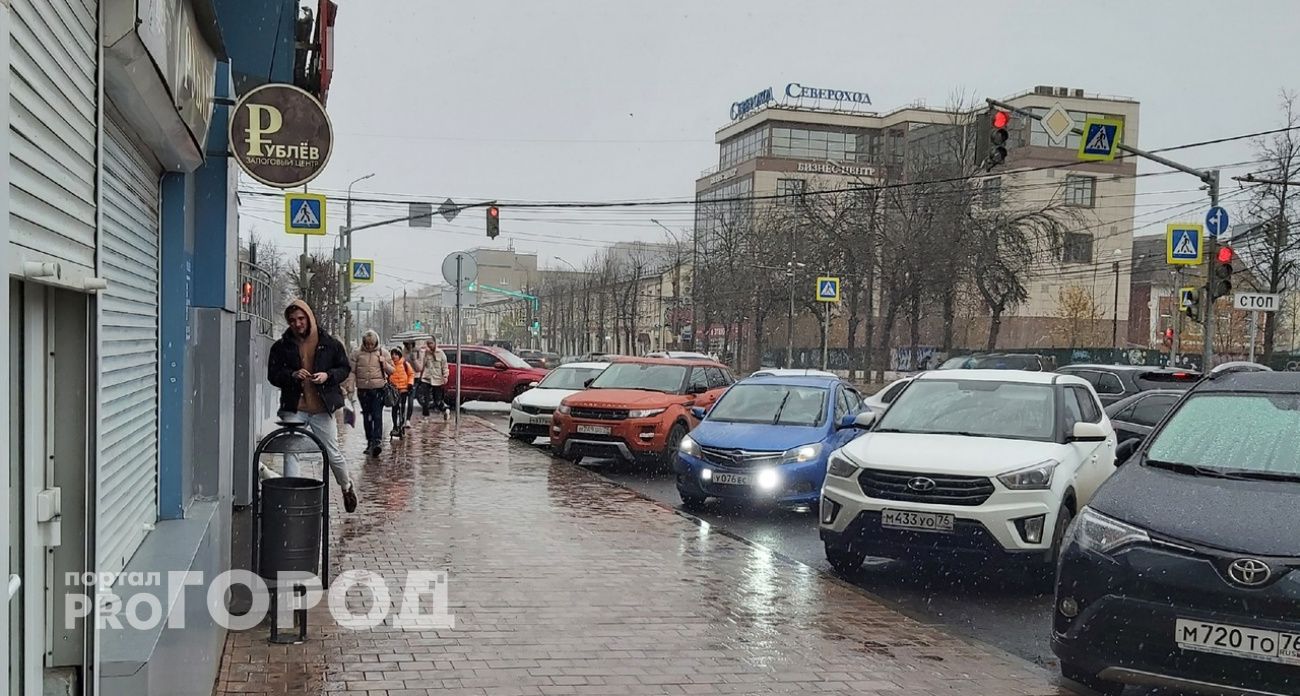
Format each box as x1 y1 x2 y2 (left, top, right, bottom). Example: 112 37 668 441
816 276 841 303
1166 224 1204 266
285 193 327 235
350 259 375 284
1078 118 1122 162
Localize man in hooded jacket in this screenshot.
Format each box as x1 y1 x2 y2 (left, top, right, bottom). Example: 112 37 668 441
267 299 359 512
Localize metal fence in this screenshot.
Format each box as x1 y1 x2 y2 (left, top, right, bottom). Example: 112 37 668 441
238 260 275 337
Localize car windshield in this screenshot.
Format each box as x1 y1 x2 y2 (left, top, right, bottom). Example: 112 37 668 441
495 350 532 369
707 384 827 426
588 363 686 393
876 379 1057 441
537 367 604 390
1146 393 1300 478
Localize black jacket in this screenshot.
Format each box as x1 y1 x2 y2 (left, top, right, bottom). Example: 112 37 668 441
268 328 352 414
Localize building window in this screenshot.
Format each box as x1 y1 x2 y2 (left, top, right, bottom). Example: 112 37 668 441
719 127 769 168
770 126 872 164
1063 233 1093 264
776 178 805 204
1064 175 1095 207
981 177 1001 207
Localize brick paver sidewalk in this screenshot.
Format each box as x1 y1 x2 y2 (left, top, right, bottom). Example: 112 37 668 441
216 418 1068 695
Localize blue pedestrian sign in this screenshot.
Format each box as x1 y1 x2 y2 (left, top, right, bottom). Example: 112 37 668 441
1205 206 1230 238
816 276 841 303
349 258 375 284
1078 118 1123 162
1166 224 1204 266
284 193 327 235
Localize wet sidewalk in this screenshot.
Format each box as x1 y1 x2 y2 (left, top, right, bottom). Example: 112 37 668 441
216 416 1066 696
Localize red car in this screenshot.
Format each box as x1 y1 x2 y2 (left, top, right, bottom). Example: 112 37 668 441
445 345 548 404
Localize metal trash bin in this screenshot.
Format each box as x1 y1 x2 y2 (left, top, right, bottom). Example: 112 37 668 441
251 421 333 644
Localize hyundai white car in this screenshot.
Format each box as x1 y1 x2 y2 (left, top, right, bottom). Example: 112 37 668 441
508 362 608 442
819 370 1117 574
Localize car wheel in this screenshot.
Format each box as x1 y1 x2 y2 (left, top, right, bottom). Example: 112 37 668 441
661 423 687 470
679 491 707 511
1060 661 1124 696
824 544 866 576
1048 504 1074 567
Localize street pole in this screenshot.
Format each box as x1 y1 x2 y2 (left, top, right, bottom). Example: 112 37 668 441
454 257 463 435
786 254 796 369
1202 170 1221 370
1170 269 1182 366
822 302 830 370
1112 261 1120 350
344 173 374 347
1249 310 1259 363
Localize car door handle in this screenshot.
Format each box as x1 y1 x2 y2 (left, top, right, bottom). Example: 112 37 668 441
7 574 19 602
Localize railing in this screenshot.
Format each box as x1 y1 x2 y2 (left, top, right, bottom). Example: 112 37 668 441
238 260 275 337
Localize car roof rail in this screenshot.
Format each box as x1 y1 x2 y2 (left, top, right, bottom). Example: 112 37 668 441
1205 361 1273 380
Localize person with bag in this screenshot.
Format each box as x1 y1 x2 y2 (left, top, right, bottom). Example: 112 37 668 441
388 346 415 438
419 337 450 420
351 330 393 456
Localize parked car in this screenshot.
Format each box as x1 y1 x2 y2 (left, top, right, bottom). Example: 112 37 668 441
507 362 608 442
518 349 561 370
1056 364 1200 406
749 368 838 378
1103 389 1183 443
645 350 715 362
559 352 620 365
550 357 735 466
1052 368 1298 696
937 353 1057 372
820 369 1116 574
445 345 549 404
674 374 872 510
861 377 913 414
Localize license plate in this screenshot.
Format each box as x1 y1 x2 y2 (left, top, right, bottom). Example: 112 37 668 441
711 473 752 486
576 424 611 435
1175 619 1300 667
881 509 955 533
530 415 551 425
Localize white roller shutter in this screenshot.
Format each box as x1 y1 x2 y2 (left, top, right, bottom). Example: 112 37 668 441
97 116 161 575
7 0 98 272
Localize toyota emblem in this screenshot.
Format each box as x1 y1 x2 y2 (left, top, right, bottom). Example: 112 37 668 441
907 477 937 492
1227 558 1272 587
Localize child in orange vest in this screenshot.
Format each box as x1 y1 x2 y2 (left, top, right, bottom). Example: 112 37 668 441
389 347 415 437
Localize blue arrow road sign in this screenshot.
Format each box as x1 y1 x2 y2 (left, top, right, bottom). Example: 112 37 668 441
1205 206 1230 238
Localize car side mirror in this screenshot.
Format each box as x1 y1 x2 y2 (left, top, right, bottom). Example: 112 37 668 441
689 384 709 395
583 378 595 388
851 411 877 429
1070 421 1108 442
1115 438 1141 464
493 361 508 371
528 381 539 388
691 406 707 420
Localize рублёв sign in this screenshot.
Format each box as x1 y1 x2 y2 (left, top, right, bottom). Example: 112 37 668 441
230 83 334 188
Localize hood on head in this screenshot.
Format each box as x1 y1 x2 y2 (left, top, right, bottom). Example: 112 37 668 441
284 299 318 339
362 330 380 350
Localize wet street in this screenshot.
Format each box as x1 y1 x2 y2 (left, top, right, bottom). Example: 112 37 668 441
217 410 1069 695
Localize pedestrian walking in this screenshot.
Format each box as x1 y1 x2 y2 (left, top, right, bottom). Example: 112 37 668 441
388 346 415 438
351 330 393 456
267 299 359 512
419 337 450 419
405 339 424 418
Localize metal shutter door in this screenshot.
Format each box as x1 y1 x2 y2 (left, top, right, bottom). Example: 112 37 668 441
97 117 161 575
7 0 98 272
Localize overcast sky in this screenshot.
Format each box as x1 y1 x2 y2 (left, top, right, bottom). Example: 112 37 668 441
237 0 1300 302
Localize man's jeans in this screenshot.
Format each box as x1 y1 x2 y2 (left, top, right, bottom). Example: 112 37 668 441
280 410 352 489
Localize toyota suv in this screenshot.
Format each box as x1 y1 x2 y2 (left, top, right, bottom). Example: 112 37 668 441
819 370 1117 574
551 357 734 466
1053 367 1299 696
446 345 549 404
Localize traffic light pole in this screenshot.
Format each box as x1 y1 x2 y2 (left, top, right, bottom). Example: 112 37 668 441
985 98 1225 369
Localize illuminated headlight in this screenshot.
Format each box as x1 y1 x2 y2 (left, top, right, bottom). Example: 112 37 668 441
701 468 712 481
1069 507 1149 555
556 404 571 415
679 435 699 456
782 443 822 464
997 460 1059 490
757 468 780 491
628 407 666 418
826 453 859 478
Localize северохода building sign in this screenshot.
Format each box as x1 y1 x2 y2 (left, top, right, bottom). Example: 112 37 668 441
230 83 334 188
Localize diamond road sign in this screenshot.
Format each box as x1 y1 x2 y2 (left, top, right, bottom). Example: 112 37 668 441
438 198 461 223
284 193 327 235
1041 102 1075 144
1166 224 1204 266
1078 118 1123 162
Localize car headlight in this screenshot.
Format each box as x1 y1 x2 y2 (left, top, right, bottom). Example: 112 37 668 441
782 443 822 464
511 398 522 410
628 407 666 418
679 434 698 456
556 404 571 415
1070 507 1149 555
997 460 1059 490
826 453 859 478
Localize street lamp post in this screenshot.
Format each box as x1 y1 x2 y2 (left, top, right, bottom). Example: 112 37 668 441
1112 249 1123 350
344 172 375 345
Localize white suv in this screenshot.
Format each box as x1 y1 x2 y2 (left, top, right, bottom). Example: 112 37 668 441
819 370 1116 573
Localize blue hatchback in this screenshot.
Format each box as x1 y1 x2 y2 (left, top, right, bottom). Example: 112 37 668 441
673 375 873 509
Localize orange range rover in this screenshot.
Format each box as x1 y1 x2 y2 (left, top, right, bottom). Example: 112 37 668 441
550 356 736 467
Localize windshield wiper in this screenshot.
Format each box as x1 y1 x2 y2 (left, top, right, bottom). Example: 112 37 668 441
1208 469 1300 483
771 392 794 425
1145 459 1251 480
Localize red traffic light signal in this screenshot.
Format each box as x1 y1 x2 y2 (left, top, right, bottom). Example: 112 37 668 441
486 204 501 239
488 205 500 219
241 281 253 306
992 110 1010 129
1217 246 1234 263
1164 327 1174 344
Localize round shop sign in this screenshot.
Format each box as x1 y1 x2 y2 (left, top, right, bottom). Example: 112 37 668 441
229 83 333 188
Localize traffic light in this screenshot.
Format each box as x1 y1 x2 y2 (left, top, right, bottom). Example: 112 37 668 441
1210 246 1234 299
1163 327 1174 345
978 109 1011 171
486 205 500 239
1182 288 1200 323
241 281 253 306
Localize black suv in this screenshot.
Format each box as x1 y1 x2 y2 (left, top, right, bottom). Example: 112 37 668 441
936 352 1056 372
1056 364 1200 406
1052 367 1300 696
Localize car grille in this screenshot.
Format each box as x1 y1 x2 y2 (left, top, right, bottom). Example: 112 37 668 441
519 404 547 415
699 446 783 469
856 468 995 506
570 407 629 421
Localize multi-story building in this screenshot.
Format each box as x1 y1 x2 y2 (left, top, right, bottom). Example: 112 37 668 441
694 84 1141 354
